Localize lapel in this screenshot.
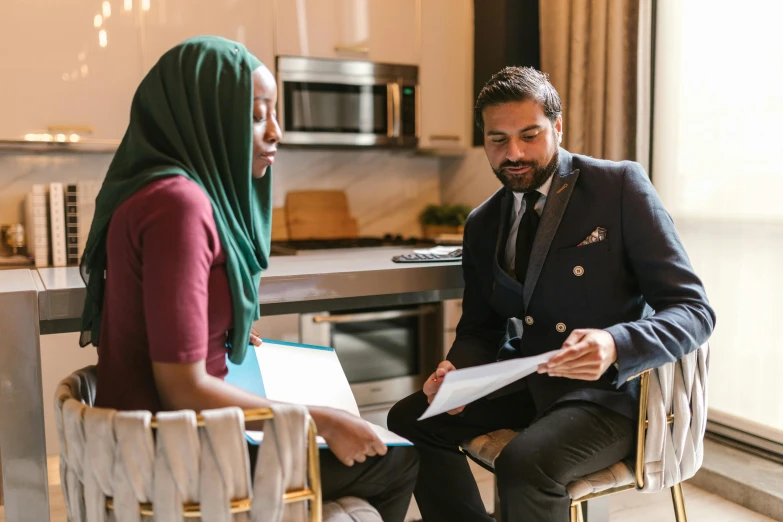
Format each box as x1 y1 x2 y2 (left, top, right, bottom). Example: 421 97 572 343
522 148 580 310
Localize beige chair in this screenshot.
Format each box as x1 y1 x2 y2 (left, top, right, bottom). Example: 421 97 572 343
54 366 382 522
462 344 709 522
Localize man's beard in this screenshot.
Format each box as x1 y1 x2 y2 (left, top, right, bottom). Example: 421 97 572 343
492 150 560 193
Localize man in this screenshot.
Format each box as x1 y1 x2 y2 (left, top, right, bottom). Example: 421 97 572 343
388 67 715 521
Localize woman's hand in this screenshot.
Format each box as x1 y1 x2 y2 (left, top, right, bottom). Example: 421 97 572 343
249 327 262 347
310 407 387 467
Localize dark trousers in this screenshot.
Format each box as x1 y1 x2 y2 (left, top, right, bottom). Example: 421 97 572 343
388 389 635 522
249 443 418 522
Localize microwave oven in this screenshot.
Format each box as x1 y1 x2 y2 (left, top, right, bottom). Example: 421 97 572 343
276 56 419 148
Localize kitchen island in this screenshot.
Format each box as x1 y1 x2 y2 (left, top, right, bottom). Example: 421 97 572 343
0 248 464 522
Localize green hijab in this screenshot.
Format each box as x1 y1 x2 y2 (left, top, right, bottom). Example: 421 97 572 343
80 36 271 365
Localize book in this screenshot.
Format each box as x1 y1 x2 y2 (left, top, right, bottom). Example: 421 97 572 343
65 184 79 266
225 339 412 447
25 184 49 268
48 182 67 267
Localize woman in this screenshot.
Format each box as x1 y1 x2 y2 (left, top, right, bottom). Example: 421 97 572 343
80 36 417 521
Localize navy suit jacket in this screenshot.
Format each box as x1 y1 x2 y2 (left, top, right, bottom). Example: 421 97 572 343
447 148 716 419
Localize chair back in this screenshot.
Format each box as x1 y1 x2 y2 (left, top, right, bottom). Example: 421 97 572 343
53 365 317 522
637 342 710 492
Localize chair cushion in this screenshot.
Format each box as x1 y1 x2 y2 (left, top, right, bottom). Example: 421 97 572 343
324 497 383 522
462 430 635 501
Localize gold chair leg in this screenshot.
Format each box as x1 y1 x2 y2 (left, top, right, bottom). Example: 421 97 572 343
570 502 584 522
671 483 688 522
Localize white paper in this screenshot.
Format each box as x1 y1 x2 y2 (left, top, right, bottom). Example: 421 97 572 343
418 351 560 420
249 341 411 446
255 342 361 417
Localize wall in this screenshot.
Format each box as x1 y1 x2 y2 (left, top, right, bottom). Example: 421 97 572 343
0 148 440 238
439 147 501 208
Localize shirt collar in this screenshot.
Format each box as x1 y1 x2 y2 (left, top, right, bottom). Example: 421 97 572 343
512 172 554 215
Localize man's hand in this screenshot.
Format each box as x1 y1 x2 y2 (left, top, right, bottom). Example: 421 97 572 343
312 408 387 467
538 329 617 381
249 327 262 347
423 360 464 415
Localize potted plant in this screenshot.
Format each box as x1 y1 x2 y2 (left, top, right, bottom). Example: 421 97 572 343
419 203 472 239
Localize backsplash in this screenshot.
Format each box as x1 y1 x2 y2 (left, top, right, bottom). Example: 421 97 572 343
0 148 441 238
439 147 502 208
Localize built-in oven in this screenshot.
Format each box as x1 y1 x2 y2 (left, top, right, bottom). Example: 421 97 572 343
276 56 419 147
299 304 439 419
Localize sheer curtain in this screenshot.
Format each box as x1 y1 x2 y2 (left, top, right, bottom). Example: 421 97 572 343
539 0 640 161
653 0 783 441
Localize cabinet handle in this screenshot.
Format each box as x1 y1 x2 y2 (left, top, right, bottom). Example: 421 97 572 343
48 125 94 135
429 134 461 141
334 44 370 54
312 305 438 324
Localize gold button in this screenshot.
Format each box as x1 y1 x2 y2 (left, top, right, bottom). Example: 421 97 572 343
573 266 584 276
556 322 567 333
525 316 534 325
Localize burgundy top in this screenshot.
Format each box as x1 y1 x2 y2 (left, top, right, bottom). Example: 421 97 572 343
94 176 233 412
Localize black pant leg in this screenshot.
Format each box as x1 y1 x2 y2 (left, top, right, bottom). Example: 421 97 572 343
494 401 636 522
248 442 418 522
318 445 419 522
388 389 537 522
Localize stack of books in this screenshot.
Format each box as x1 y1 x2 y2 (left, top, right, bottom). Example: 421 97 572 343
24 180 102 268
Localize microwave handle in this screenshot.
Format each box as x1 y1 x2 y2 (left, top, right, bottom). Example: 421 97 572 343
312 305 438 324
386 82 402 138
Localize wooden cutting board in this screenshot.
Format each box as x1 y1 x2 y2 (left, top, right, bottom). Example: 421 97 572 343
285 190 359 239
271 207 288 241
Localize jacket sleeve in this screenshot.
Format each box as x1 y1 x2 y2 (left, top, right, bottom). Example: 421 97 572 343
605 162 716 384
446 215 508 369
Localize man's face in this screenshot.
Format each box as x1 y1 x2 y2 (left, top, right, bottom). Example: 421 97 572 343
482 100 562 192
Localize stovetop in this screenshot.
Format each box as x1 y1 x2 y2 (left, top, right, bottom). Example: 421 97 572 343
270 235 438 256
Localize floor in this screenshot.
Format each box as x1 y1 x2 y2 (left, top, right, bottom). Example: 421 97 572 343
0 457 774 522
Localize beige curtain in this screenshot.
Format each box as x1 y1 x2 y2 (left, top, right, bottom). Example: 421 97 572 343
540 0 641 161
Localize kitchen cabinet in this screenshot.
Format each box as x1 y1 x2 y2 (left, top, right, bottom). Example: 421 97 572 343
140 0 275 73
418 0 474 152
275 0 419 65
0 0 144 143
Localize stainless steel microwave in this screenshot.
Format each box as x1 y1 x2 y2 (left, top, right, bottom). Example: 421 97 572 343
276 56 419 148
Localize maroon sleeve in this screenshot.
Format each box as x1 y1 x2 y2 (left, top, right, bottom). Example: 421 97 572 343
132 179 220 364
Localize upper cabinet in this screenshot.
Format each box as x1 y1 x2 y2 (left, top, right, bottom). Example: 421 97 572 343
276 0 419 65
141 0 275 73
418 0 474 152
0 0 143 143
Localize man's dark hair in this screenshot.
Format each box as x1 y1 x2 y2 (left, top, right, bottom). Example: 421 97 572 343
474 66 562 130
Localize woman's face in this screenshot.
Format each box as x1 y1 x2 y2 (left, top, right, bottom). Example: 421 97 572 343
251 65 282 179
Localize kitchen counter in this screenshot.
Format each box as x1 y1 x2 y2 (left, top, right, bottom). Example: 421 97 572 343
0 248 464 522
36 247 465 332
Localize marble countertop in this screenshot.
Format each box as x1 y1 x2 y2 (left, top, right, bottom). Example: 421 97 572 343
29 247 464 329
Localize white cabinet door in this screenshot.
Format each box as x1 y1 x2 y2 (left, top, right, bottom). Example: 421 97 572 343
419 0 474 152
0 0 143 143
276 0 418 65
141 0 275 74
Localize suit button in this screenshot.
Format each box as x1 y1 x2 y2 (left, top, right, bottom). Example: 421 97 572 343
525 316 534 325
556 322 567 333
573 265 584 276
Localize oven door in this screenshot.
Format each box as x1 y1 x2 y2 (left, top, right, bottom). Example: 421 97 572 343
300 304 438 407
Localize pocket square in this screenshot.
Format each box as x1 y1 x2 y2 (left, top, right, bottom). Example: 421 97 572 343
577 227 607 246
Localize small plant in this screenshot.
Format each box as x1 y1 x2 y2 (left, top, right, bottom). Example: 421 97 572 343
419 204 472 227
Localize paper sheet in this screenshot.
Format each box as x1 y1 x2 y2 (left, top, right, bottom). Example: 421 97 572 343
418 350 560 420
246 424 410 448
229 340 412 446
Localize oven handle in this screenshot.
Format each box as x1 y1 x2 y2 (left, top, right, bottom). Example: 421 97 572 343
312 305 438 324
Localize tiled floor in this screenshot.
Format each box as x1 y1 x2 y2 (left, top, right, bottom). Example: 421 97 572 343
0 457 774 522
